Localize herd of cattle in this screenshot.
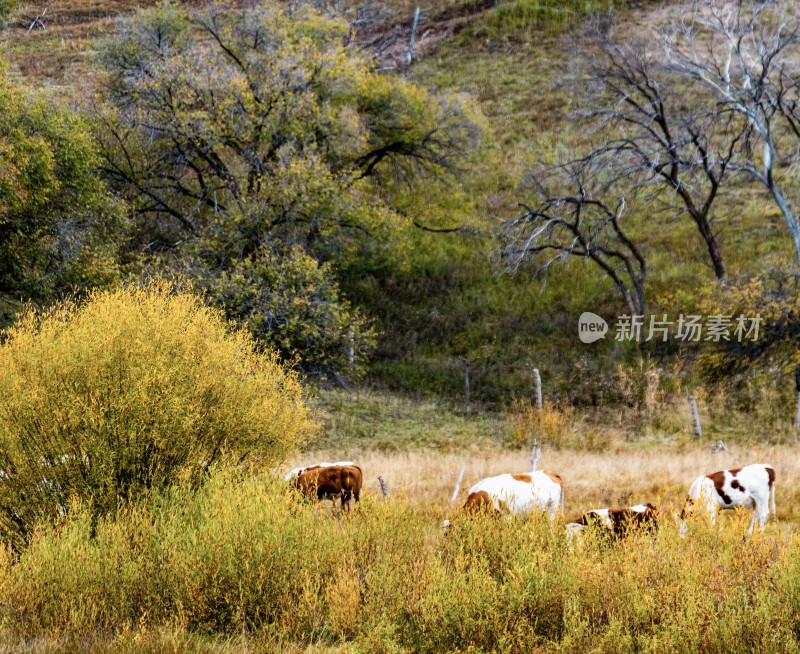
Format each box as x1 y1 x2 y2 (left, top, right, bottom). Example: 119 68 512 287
285 461 777 537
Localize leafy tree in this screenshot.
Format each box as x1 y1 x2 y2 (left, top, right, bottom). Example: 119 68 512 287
206 247 377 381
0 281 317 547
0 59 125 326
93 1 479 379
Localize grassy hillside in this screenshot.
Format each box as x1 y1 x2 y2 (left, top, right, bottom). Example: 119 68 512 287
3 0 798 408
340 0 798 405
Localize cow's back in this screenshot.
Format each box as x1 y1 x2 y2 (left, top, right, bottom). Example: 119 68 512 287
466 471 563 516
296 464 362 501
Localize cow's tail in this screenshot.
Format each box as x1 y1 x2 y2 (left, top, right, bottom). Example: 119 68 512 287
770 474 776 518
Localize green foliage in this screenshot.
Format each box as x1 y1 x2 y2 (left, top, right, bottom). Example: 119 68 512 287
206 247 377 380
0 59 125 326
0 468 797 652
0 281 316 546
93 1 480 379
0 0 18 19
698 269 800 382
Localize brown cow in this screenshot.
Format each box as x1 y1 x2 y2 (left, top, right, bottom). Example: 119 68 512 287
294 464 363 511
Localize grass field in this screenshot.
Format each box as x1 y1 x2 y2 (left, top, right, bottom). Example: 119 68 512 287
296 387 800 522
3 442 799 653
290 445 800 524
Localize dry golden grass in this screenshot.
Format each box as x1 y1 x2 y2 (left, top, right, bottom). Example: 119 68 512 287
289 444 800 523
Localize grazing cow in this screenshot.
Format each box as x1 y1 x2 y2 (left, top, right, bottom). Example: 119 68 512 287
293 464 363 511
574 503 659 538
462 470 564 517
284 461 355 481
679 463 776 535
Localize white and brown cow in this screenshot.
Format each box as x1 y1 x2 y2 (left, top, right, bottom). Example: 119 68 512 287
292 463 363 511
462 470 564 517
570 503 659 539
679 463 776 535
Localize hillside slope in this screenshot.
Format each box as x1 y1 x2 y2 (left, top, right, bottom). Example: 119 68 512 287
2 0 797 410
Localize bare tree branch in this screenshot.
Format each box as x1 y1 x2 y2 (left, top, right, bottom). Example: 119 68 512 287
501 159 646 318
580 34 748 279
662 0 800 260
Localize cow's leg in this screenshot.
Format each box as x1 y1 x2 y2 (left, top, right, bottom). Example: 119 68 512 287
341 490 352 512
746 509 757 535
745 501 768 535
755 500 770 531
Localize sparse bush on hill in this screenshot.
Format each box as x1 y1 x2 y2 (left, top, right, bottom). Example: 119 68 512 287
480 0 622 38
0 281 317 546
700 268 800 383
0 0 18 20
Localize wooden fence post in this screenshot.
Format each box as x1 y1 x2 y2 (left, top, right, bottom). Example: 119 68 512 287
530 439 541 472
450 465 466 507
464 360 470 413
377 475 389 498
347 329 355 374
406 7 421 65
533 367 542 413
690 393 702 439
795 367 800 442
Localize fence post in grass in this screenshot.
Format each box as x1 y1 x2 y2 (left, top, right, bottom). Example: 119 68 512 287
690 393 702 439
450 465 466 507
530 439 541 472
795 367 800 442
464 360 470 414
377 475 389 498
532 367 543 413
347 329 355 375
406 7 421 65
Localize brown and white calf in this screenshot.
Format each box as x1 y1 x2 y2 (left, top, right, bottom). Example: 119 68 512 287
571 503 659 538
679 463 776 535
293 464 363 511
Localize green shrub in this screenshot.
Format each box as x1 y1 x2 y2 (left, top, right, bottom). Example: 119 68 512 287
0 0 18 19
0 281 317 546
207 247 377 381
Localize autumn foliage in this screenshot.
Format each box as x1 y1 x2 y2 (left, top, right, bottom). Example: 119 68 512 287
0 282 317 545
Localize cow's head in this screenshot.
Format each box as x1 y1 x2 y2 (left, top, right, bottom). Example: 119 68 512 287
676 497 694 537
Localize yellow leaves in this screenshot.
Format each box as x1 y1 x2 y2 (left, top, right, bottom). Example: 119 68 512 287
0 280 318 544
